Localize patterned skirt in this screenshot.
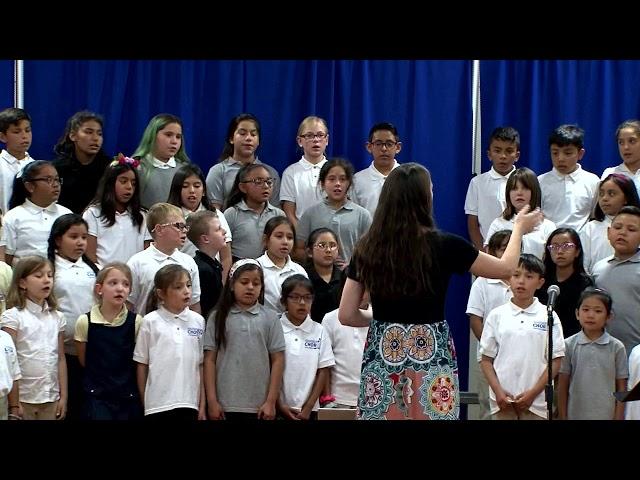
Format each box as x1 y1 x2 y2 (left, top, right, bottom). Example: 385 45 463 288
357 318 459 420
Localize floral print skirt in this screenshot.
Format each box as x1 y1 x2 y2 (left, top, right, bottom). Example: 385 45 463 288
357 318 459 420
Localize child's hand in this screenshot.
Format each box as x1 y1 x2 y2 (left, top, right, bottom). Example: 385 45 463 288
513 390 535 413
495 391 516 411
198 404 207 421
257 401 276 420
513 205 543 235
207 400 225 420
295 406 312 421
281 405 301 420
55 398 67 420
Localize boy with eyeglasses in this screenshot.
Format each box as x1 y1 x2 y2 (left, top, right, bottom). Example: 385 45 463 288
0 108 35 215
352 122 402 217
465 126 520 251
126 203 201 315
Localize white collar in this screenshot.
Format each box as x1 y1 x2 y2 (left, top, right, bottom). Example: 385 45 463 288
507 297 541 315
25 298 52 314
148 243 179 261
23 198 58 214
259 252 294 270
151 156 177 169
368 160 399 179
488 166 515 179
299 156 327 170
158 305 191 322
54 254 85 270
550 164 583 180
0 149 32 165
280 312 314 333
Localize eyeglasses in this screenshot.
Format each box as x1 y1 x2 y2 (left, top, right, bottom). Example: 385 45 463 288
287 294 314 304
371 140 398 149
300 132 328 140
29 176 63 186
547 242 576 252
241 178 274 187
313 242 339 251
160 222 190 232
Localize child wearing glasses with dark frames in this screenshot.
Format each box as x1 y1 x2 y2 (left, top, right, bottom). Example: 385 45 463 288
126 203 201 316
277 274 334 420
223 163 285 261
536 227 593 338
304 227 344 323
0 160 72 266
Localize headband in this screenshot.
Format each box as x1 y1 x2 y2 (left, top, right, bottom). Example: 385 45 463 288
229 258 261 279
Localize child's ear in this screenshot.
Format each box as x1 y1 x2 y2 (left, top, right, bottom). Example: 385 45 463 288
537 276 545 290
0 132 6 143
18 278 27 290
24 181 36 194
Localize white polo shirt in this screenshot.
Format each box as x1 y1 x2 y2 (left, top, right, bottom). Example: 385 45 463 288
126 244 201 315
280 156 327 220
626 344 640 420
83 205 153 266
479 298 565 418
0 199 73 265
484 216 557 260
464 167 515 241
256 253 308 315
0 300 66 403
466 277 512 361
179 205 232 259
579 217 613 275
279 313 335 411
538 165 599 231
53 255 97 355
0 329 21 397
321 309 368 406
133 306 204 415
0 149 34 215
351 160 399 217
601 163 640 194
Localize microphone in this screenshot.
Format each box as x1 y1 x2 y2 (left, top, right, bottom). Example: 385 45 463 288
546 285 560 313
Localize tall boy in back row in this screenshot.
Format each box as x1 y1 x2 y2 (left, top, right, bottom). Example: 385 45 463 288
465 127 519 251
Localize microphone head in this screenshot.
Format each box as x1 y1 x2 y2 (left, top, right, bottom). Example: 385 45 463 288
547 284 560 296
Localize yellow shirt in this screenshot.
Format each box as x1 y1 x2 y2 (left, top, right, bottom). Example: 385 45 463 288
74 304 143 342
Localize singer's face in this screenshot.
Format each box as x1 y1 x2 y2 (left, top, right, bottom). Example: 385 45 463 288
608 213 640 258
547 233 579 269
509 266 545 302
550 144 583 175
488 139 519 176
576 296 610 334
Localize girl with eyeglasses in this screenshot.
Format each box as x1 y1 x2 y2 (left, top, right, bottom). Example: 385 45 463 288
280 116 330 227
223 163 286 261
1 160 72 266
304 227 344 323
536 227 593 338
205 113 281 212
277 274 334 420
580 173 640 275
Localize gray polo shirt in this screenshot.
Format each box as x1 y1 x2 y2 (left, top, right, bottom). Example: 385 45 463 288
592 250 640 354
297 199 372 263
205 157 281 209
223 200 285 259
203 303 285 413
560 330 628 419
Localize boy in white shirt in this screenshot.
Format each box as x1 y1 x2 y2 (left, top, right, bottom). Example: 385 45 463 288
480 253 565 420
0 108 34 215
352 122 402 217
538 125 599 231
465 126 519 250
126 203 201 315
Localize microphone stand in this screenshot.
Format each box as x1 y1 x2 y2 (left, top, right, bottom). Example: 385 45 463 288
545 305 554 421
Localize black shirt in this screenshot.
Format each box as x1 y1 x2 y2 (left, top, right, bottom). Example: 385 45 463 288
305 263 344 323
347 231 479 324
536 271 593 338
53 151 111 213
193 250 224 321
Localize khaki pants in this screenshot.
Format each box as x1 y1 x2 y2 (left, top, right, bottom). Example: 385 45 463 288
0 395 7 420
492 408 545 420
21 401 58 420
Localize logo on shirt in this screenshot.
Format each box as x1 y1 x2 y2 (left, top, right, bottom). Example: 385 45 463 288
187 328 204 337
4 345 14 354
304 339 320 349
532 322 547 331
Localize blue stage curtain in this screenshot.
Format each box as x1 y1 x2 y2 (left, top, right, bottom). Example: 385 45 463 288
480 60 640 176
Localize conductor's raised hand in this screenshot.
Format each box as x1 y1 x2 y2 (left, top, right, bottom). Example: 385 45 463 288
513 205 543 235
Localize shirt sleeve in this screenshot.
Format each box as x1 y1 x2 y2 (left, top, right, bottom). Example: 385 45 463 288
614 340 630 379
132 316 151 364
559 337 573 375
551 312 565 358
483 218 501 248
74 314 89 342
466 279 486 317
318 326 335 369
1 212 17 253
206 164 225 206
479 310 498 359
267 313 286 353
126 257 141 310
279 167 297 203
464 177 478 215
267 165 281 209
82 207 99 237
0 309 19 331
203 311 217 351
442 232 479 274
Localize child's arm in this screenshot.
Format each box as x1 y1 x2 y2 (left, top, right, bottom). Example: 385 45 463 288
0 245 5 263
557 373 570 420
136 362 148 410
258 350 284 420
468 314 483 341
513 357 562 414
7 379 21 419
4 253 13 266
198 364 207 420
219 244 232 285
339 278 373 327
76 341 86 368
614 378 627 420
293 239 306 264
467 214 484 251
297 367 330 420
281 201 298 229
56 332 68 420
85 235 98 264
203 350 224 420
480 354 514 411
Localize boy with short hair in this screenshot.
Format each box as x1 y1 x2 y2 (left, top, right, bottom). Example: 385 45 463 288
480 253 565 420
186 210 226 320
126 203 201 315
592 205 640 355
352 122 402 217
538 124 599 231
0 108 34 214
464 126 519 250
